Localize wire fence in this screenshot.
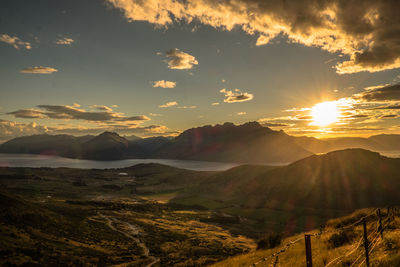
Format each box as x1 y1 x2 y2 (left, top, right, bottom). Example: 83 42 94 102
250 207 397 267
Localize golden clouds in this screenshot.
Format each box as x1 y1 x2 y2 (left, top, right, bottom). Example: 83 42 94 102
108 0 400 74
165 48 198 70
20 66 58 74
220 88 253 103
153 80 177 88
0 34 31 50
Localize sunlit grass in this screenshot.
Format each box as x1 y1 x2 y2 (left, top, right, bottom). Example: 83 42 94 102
212 208 400 267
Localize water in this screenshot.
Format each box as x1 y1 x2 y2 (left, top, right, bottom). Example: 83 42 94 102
0 153 239 172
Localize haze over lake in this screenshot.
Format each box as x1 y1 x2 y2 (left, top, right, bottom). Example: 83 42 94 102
1 149 399 172
0 153 240 171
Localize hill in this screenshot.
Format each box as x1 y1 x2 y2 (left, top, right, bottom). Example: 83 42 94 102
181 149 400 210
0 134 91 156
156 122 313 164
212 208 400 266
78 131 129 160
171 149 400 235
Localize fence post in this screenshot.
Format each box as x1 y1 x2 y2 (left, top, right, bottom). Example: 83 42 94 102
378 208 383 238
362 218 370 267
273 255 279 267
304 234 312 267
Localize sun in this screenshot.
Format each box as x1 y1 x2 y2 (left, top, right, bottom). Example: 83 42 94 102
311 101 340 126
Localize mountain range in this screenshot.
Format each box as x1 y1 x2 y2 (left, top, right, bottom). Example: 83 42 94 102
1 121 400 164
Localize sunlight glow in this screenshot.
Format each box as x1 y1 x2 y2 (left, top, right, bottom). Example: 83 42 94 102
311 101 340 126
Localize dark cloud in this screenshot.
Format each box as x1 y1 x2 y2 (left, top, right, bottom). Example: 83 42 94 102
350 114 369 118
7 105 150 123
381 114 397 118
261 122 288 127
374 105 400 110
331 126 385 132
358 84 400 102
6 109 45 119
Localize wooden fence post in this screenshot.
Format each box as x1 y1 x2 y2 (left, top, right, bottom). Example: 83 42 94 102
362 218 370 267
378 208 383 238
305 234 312 267
273 255 279 267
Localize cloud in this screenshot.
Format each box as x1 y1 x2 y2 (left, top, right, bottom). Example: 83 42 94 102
237 112 246 115
164 48 198 69
256 35 273 46
159 101 178 108
152 80 176 88
107 0 400 74
20 66 58 74
220 88 253 103
0 120 48 143
177 105 196 109
375 105 400 110
357 84 400 102
260 122 288 127
90 105 113 112
6 109 46 119
212 102 220 105
381 114 397 118
0 118 177 142
56 37 74 45
0 34 31 50
6 104 150 123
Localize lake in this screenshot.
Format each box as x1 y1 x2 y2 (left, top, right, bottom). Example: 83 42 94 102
0 153 240 172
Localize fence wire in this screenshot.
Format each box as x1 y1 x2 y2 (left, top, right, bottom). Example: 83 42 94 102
250 207 394 267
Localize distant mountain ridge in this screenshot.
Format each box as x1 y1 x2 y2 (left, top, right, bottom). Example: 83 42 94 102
0 122 311 164
155 122 312 164
1 121 400 163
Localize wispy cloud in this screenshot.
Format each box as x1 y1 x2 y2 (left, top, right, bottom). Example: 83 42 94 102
177 105 196 109
56 37 74 45
220 88 253 103
0 34 31 50
6 104 150 124
20 66 58 74
159 101 178 108
90 105 113 112
152 80 176 88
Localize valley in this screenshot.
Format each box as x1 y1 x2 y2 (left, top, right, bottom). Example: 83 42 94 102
1 148 400 266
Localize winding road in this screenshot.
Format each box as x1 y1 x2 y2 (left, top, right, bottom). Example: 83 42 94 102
98 212 160 267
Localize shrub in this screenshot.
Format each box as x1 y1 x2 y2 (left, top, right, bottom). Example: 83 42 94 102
328 229 356 248
256 232 282 250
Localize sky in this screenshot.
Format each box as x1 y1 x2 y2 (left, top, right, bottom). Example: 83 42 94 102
1 0 400 142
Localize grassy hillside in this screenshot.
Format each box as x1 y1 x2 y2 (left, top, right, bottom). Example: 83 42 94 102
212 208 400 266
171 149 400 236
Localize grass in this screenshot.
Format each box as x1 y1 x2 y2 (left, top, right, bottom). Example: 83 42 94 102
211 208 400 267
